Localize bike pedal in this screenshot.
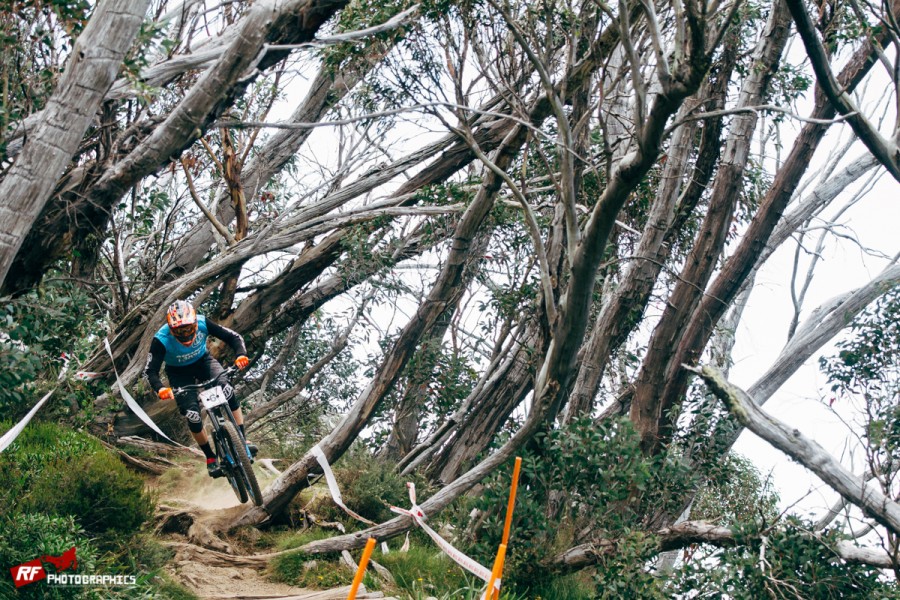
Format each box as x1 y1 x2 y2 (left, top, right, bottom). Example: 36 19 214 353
207 463 224 478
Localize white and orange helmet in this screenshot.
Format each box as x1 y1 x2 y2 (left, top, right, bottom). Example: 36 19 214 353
166 300 198 345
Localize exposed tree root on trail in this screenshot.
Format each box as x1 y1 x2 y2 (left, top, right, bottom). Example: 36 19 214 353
151 459 397 599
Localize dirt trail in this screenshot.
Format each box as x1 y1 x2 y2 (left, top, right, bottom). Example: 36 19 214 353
154 460 389 600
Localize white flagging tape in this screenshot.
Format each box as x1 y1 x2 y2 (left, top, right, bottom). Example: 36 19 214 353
0 390 54 453
390 482 499 594
74 371 104 381
310 445 377 526
104 339 183 446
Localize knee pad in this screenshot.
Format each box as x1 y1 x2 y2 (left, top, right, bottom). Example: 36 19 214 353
184 409 204 433
223 383 239 411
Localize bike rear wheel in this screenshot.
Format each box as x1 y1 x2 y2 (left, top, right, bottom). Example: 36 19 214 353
221 420 262 506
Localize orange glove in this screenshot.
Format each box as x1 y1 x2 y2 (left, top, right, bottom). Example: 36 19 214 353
235 355 250 370
158 387 174 401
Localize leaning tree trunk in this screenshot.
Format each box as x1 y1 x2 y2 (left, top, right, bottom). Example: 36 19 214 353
233 123 531 527
630 0 793 452
0 0 148 291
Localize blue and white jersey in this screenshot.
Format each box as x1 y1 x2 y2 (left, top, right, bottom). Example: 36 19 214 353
154 315 210 367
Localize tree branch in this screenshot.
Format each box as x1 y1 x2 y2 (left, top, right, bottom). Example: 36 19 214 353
690 364 900 537
181 159 236 246
546 519 898 571
785 0 900 182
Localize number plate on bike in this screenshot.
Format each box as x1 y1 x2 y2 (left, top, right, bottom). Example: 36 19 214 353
199 386 229 409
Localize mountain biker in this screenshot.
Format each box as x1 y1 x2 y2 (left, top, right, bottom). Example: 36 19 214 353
143 300 257 477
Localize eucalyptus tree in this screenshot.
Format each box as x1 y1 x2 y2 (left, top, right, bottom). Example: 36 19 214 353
2 0 900 589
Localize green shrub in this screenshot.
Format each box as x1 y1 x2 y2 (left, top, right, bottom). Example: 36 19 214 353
0 420 155 539
29 450 156 538
0 420 103 507
0 512 98 599
0 283 102 414
454 417 696 595
143 572 200 600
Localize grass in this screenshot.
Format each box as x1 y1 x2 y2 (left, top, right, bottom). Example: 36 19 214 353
145 572 201 600
264 530 594 600
526 573 595 600
377 544 470 595
271 552 348 589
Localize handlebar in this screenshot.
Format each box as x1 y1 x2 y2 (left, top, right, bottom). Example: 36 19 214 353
172 365 240 395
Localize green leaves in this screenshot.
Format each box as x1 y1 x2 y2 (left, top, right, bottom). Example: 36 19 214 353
820 289 900 459
0 280 102 414
672 517 898 599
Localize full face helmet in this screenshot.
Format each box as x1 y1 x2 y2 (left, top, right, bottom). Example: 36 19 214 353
166 300 198 346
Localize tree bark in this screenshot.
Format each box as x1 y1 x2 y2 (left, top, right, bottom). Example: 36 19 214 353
630 0 793 452
693 365 900 537
0 0 149 289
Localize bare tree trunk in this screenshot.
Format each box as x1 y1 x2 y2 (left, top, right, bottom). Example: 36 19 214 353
0 0 148 290
232 124 530 526
630 0 793 451
545 519 897 572
646 11 895 446
693 365 900 537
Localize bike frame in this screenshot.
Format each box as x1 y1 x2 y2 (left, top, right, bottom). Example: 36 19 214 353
172 366 259 503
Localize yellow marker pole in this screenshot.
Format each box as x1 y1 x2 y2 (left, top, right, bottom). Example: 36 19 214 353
347 537 377 600
484 543 507 600
500 456 522 546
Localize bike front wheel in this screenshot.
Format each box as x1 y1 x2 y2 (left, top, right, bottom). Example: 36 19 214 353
220 420 262 506
214 421 248 504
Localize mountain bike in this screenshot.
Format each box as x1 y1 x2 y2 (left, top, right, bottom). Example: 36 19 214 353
173 366 262 506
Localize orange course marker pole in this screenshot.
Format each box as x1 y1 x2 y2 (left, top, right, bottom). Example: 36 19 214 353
500 456 522 546
491 456 521 599
347 537 377 600
484 543 507 600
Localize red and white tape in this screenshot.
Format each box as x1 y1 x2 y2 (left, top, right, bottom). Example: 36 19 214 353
391 482 498 593
74 371 104 381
